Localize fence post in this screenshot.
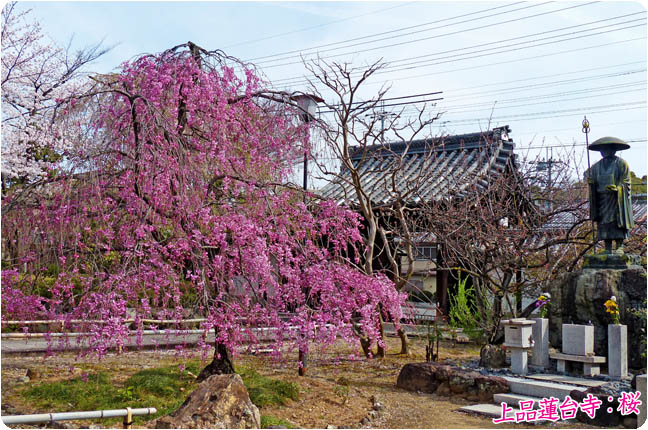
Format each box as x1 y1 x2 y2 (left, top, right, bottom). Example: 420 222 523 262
123 407 132 429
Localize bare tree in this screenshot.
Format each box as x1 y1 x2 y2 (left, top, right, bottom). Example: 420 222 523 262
307 58 441 356
419 144 611 345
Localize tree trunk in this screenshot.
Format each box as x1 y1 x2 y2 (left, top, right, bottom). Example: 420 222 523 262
198 341 234 382
376 313 386 358
437 266 449 317
359 336 372 358
397 327 410 355
352 319 374 358
298 346 307 376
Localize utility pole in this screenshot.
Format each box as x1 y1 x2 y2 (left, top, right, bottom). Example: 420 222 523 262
367 100 397 143
533 147 559 211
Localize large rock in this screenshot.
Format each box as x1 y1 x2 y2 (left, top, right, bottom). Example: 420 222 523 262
396 362 508 402
152 374 261 429
479 344 506 368
570 386 621 427
549 267 646 370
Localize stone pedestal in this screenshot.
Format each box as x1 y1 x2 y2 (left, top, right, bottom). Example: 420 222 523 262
530 318 549 368
583 253 641 269
607 324 628 379
638 374 647 428
510 348 528 375
502 319 534 375
549 265 646 369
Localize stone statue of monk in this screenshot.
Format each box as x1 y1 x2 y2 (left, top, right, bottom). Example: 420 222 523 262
585 136 634 254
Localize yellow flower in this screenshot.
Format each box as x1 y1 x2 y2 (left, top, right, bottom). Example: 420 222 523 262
605 297 621 324
604 299 618 309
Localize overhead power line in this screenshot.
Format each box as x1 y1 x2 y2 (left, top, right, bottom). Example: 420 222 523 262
512 119 647 138
409 69 647 104
272 35 646 90
325 91 443 109
405 80 646 113
440 61 646 96
396 84 645 118
225 2 416 49
259 1 600 68
421 103 646 126
247 1 536 62
370 19 645 75
270 18 645 86
314 69 645 117
355 12 646 75
324 83 645 119
515 139 646 150
443 101 647 122
322 62 644 111
319 96 444 115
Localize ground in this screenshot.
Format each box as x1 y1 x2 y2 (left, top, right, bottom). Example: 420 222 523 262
1 336 602 429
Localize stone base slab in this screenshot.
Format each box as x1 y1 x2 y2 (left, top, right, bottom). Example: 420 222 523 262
549 352 606 363
396 362 509 402
583 253 641 269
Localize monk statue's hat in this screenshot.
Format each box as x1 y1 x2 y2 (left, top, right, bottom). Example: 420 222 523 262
588 136 630 151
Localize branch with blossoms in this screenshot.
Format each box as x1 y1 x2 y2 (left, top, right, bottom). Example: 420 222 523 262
1 2 112 190
1 43 406 374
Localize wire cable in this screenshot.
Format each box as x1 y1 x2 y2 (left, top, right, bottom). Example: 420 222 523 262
272 35 646 90
224 2 416 49
245 1 531 62
315 69 645 116
270 22 645 87
395 82 646 116
258 1 600 68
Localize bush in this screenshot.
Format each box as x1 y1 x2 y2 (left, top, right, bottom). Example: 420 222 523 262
449 274 479 332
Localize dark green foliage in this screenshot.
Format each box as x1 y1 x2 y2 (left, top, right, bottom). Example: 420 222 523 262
629 299 647 360
630 171 647 194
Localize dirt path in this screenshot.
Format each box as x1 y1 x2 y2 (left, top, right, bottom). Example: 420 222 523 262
1 337 600 429
248 339 597 429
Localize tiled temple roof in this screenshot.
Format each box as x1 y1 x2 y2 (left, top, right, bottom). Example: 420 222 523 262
318 126 515 206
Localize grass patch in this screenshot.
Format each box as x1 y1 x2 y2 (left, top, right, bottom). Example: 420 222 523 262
18 361 298 426
261 414 298 428
20 363 201 425
22 373 122 411
124 362 201 399
237 366 299 407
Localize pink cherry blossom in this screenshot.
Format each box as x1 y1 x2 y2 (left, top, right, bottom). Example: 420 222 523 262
1 44 405 362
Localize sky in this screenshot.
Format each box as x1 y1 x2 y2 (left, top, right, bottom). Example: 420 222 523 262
18 1 648 182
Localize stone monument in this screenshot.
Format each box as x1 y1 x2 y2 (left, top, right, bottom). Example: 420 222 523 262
582 136 637 268
502 318 534 375
549 136 646 370
530 317 549 368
